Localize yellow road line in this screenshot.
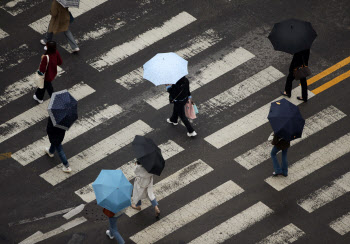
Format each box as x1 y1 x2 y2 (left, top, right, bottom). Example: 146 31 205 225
312 70 350 95
0 152 11 160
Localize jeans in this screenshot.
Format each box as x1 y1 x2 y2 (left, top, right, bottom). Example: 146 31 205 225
44 30 78 50
170 100 194 133
49 144 69 167
271 146 288 175
108 216 125 244
35 81 54 100
136 198 158 207
284 72 308 101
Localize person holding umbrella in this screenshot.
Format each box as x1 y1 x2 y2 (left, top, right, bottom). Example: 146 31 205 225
270 134 290 177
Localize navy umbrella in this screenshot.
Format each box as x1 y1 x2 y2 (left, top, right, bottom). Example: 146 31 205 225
48 90 78 130
267 98 305 141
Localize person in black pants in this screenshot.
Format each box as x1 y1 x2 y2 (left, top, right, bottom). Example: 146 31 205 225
167 76 197 137
281 49 310 102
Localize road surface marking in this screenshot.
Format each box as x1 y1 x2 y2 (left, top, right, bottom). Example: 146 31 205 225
0 152 11 160
116 29 221 89
40 120 153 186
297 171 350 213
329 211 350 235
204 88 315 149
12 104 123 166
0 82 95 144
0 44 37 72
189 201 273 244
130 181 244 244
257 223 305 244
235 106 346 169
1 0 44 16
312 70 350 95
0 28 9 39
125 159 213 217
0 67 64 109
265 133 350 191
75 140 184 202
29 0 109 34
88 12 196 71
145 47 255 110
63 204 85 220
199 66 284 117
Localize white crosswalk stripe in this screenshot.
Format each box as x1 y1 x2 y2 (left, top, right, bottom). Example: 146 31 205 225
257 223 305 244
0 67 64 109
189 201 273 244
75 140 184 203
40 120 153 186
0 44 37 72
0 28 9 39
297 171 350 213
126 159 213 217
204 88 315 149
265 133 350 191
235 106 346 170
145 47 255 110
0 82 95 144
1 0 43 16
88 11 197 71
116 29 222 89
329 211 350 235
12 104 123 166
29 0 109 34
130 181 244 244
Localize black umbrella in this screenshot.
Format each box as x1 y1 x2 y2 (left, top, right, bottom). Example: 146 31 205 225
132 135 165 176
268 18 317 54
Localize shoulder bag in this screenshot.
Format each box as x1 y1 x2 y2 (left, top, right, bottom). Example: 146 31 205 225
35 55 49 89
103 208 115 218
293 56 311 80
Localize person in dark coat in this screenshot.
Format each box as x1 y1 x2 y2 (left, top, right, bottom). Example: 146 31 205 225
166 76 197 137
270 134 290 177
281 49 310 102
45 117 72 172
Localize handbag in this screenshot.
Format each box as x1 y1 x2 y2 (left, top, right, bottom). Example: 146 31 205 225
193 103 198 114
35 55 49 89
69 11 74 23
103 208 115 218
185 100 196 119
293 56 311 80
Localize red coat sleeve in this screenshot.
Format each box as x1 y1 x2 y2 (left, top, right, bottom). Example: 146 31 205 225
39 56 48 73
57 51 63 66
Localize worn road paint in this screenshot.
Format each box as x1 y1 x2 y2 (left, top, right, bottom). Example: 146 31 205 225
1 0 44 16
0 28 9 39
0 44 37 72
257 223 305 244
63 204 85 220
329 211 350 235
312 70 350 95
0 152 11 160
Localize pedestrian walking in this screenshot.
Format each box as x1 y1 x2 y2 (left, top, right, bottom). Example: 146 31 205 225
45 117 72 172
167 76 197 137
281 49 310 102
131 161 161 218
33 41 62 104
105 208 126 244
270 133 290 177
40 0 79 53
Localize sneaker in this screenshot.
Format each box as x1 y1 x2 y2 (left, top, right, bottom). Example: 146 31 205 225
40 39 46 45
62 166 72 173
44 46 47 51
187 131 197 137
33 94 43 104
106 230 114 240
72 47 80 53
166 118 178 125
45 147 54 157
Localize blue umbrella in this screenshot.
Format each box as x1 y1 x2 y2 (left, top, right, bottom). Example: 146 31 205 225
143 52 188 86
92 170 133 213
48 90 78 131
267 98 305 141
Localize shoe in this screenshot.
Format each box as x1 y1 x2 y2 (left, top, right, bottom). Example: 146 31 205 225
62 166 72 173
131 204 141 210
272 172 282 177
187 131 197 137
155 206 160 219
44 46 47 51
167 118 178 125
40 39 46 45
282 173 288 177
280 91 291 98
106 230 114 240
33 94 43 104
297 96 307 102
45 147 54 157
72 47 80 53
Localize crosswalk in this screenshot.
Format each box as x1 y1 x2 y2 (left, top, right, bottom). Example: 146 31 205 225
2 1 350 243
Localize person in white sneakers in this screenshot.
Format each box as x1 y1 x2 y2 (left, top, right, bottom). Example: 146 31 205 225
104 208 125 243
45 117 71 172
166 76 197 137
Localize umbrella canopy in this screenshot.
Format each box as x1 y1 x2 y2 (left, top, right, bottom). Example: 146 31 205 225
56 0 80 8
268 18 317 54
143 52 188 86
48 90 78 130
92 169 133 213
267 98 305 141
132 135 165 176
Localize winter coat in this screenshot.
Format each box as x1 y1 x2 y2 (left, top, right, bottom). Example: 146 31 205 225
289 49 310 72
271 135 290 151
168 76 191 103
48 0 70 34
132 165 155 205
40 50 63 82
47 117 66 146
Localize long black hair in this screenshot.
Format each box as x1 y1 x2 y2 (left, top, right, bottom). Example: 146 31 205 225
45 41 57 55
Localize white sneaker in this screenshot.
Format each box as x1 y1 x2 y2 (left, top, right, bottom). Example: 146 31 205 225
62 166 72 173
33 94 43 104
106 230 114 239
167 118 178 125
45 147 54 157
72 47 80 53
187 131 197 137
44 46 47 51
40 39 46 45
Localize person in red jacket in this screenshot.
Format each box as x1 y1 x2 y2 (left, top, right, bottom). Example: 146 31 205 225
33 41 63 104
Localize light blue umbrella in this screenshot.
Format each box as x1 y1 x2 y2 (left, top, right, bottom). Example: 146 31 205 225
92 170 133 214
143 52 188 86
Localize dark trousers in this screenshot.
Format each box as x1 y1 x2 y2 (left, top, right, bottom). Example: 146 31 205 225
170 100 194 133
284 72 308 101
35 81 54 100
